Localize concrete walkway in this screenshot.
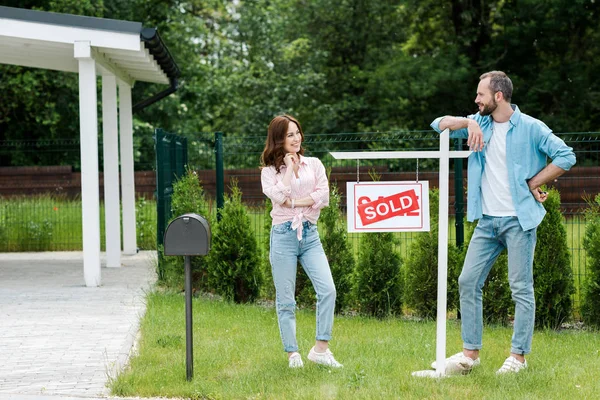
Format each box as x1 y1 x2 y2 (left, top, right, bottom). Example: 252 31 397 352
0 251 157 398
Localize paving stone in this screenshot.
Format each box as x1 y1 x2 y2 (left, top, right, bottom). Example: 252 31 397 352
0 251 156 397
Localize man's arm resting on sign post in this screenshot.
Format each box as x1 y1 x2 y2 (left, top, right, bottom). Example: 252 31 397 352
437 116 485 152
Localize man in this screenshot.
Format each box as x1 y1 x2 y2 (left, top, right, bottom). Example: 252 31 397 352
430 71 575 375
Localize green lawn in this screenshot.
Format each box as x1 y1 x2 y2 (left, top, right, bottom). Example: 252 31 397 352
110 292 600 400
0 195 157 251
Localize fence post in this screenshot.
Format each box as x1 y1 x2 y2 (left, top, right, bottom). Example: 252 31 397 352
215 131 224 221
454 138 465 248
155 128 166 247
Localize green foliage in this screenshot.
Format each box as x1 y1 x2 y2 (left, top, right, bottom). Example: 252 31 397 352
135 196 156 250
170 169 211 219
320 182 356 313
261 198 275 299
404 189 460 319
205 180 262 303
353 171 403 318
158 169 211 288
5 0 599 166
354 230 403 317
582 194 600 327
533 188 574 328
456 220 512 325
481 252 512 325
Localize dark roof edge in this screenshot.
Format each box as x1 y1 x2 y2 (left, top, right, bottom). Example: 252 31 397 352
0 6 142 34
141 28 181 80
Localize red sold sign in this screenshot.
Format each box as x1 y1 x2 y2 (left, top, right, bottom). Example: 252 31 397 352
347 182 430 232
357 189 420 226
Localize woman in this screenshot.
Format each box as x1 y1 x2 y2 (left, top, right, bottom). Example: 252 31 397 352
260 115 342 369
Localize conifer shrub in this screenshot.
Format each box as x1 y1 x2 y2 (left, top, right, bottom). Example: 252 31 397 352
355 230 403 317
320 181 355 313
205 179 262 303
404 189 460 319
261 199 276 299
481 252 512 325
533 188 574 328
158 169 211 288
455 220 512 325
354 171 403 318
582 194 600 328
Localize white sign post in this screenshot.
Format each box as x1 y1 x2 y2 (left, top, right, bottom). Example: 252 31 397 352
330 129 471 378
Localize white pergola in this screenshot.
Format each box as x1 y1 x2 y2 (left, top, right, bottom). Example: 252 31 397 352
0 6 180 286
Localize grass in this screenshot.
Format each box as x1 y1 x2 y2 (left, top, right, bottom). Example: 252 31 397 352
110 292 600 400
0 194 157 251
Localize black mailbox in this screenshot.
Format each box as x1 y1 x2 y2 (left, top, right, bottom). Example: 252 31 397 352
163 213 211 256
162 212 211 382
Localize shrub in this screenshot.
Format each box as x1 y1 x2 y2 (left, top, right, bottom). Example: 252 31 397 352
582 194 600 327
455 220 513 325
205 180 262 303
354 230 403 318
481 252 512 325
320 182 355 313
404 189 460 319
261 198 276 299
533 188 574 328
158 169 211 288
23 219 54 251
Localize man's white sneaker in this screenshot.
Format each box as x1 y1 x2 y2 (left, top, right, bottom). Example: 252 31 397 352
431 352 480 375
307 346 343 368
496 356 527 374
288 352 304 368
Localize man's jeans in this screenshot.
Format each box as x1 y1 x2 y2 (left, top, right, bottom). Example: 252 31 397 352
269 221 336 352
459 216 537 355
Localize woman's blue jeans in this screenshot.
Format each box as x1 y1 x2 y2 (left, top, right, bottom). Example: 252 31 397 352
269 221 336 352
459 216 537 355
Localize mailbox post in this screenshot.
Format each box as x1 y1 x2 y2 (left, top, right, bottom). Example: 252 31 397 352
163 213 211 381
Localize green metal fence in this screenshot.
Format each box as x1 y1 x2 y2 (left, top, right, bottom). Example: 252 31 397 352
201 130 599 315
154 129 188 247
0 131 598 314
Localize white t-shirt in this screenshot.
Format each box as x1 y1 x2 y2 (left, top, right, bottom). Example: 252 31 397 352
481 120 517 216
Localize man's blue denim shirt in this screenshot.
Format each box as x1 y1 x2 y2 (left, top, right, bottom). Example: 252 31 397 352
431 104 576 231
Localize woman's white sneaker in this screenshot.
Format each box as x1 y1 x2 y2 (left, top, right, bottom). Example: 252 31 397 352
288 352 304 368
307 346 343 368
496 356 527 374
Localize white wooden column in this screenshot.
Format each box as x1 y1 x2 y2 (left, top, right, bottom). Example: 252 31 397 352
102 74 121 267
74 41 101 286
118 80 137 255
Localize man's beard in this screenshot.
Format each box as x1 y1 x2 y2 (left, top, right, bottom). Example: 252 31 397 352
479 98 498 116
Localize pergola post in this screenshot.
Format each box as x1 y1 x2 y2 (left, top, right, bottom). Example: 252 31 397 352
102 74 121 267
118 80 137 255
74 41 101 287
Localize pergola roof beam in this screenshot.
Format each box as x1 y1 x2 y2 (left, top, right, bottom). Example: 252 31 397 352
0 19 141 51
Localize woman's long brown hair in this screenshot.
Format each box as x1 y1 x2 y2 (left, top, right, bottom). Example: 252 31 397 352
260 115 305 173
